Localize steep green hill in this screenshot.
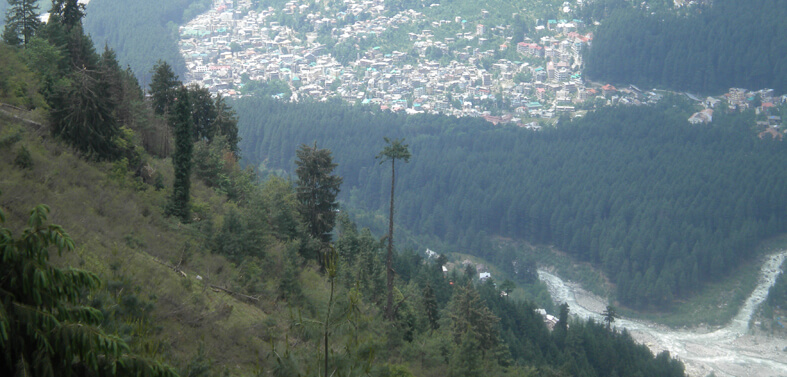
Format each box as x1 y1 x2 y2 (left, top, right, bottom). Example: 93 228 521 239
0 112 270 374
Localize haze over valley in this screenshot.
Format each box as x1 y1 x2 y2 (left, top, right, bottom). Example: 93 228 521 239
1 0 787 376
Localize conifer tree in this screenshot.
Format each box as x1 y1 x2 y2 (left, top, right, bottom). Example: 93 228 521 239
279 244 304 301
376 137 410 320
423 283 439 330
187 84 217 142
165 86 193 222
2 21 22 46
448 282 500 353
557 303 570 332
213 95 240 155
99 44 131 125
0 200 178 377
603 305 617 330
554 303 570 348
449 330 482 377
51 66 119 160
149 60 180 116
2 0 41 47
295 142 342 245
49 0 84 30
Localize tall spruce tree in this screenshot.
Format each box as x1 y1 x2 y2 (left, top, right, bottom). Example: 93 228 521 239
187 83 217 142
295 143 342 245
2 0 41 47
165 86 194 222
376 137 411 320
423 283 439 331
51 66 119 160
448 282 500 353
49 0 84 30
149 60 180 116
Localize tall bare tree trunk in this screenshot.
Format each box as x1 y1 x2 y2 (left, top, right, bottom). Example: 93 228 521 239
385 159 395 320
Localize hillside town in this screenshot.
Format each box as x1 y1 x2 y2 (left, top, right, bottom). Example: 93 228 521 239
179 0 599 126
179 0 787 130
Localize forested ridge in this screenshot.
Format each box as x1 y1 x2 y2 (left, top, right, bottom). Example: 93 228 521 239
585 0 787 94
83 0 211 87
236 96 787 309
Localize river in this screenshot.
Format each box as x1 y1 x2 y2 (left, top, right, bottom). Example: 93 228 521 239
538 251 787 377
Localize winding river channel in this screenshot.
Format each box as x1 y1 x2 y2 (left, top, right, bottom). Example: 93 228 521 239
538 251 787 377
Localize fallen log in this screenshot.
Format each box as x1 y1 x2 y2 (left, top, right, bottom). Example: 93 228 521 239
209 284 260 302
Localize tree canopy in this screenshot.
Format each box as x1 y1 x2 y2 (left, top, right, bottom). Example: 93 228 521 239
585 0 787 94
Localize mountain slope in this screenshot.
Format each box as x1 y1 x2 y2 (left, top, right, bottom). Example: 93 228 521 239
0 110 274 374
1 97 690 376
236 96 787 309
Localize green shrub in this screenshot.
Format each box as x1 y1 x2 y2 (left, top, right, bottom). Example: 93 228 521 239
13 144 32 169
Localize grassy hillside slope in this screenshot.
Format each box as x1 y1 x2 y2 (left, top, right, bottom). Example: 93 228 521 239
0 111 280 374
1 104 691 377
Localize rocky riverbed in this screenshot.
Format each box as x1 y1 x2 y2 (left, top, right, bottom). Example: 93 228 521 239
539 251 787 377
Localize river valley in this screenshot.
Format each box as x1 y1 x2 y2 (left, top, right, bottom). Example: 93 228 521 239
538 251 787 377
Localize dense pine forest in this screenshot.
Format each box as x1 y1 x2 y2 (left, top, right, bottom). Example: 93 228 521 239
585 0 787 94
83 0 211 86
0 1 690 376
236 96 787 309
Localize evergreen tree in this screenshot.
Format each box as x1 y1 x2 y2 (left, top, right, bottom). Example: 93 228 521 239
49 0 84 30
603 305 618 330
448 282 500 353
149 60 180 116
557 303 570 333
65 24 98 69
2 21 22 46
554 303 570 348
213 95 240 155
165 86 193 222
2 0 40 47
377 137 411 320
278 243 304 302
0 200 178 377
212 208 249 260
50 66 119 160
423 283 440 330
294 142 343 245
449 330 482 377
99 44 141 128
187 83 217 142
